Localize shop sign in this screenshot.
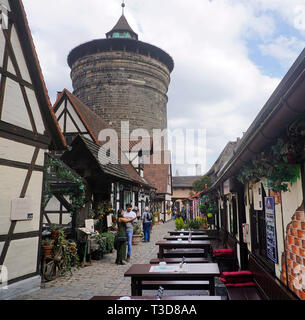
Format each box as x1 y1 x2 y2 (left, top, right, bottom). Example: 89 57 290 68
265 197 278 264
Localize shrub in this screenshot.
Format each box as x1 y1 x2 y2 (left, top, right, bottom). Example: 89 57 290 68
175 217 185 230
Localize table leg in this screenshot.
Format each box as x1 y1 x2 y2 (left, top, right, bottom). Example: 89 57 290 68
131 278 137 296
159 246 164 258
137 280 143 296
209 278 215 296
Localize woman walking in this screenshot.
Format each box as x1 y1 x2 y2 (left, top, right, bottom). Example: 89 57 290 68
142 207 152 242
115 210 136 265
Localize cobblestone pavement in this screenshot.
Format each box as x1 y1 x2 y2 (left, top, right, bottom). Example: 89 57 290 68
15 220 224 300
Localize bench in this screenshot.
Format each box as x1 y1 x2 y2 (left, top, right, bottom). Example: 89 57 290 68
160 249 206 258
141 280 210 291
150 257 209 264
226 254 299 300
212 233 238 272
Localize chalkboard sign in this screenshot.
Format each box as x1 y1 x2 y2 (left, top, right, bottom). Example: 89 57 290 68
265 197 278 264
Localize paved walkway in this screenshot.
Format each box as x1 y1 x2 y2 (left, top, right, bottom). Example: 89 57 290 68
15 220 225 300
15 220 173 300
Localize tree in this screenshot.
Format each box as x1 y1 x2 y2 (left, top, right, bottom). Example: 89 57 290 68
192 175 211 192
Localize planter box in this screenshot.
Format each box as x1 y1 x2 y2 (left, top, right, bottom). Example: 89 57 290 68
132 234 142 245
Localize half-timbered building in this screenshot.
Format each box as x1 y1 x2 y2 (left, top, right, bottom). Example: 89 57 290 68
0 0 66 299
52 89 154 227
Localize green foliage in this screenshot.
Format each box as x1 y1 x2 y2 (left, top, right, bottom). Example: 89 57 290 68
93 233 107 254
43 157 86 214
237 138 301 192
192 175 211 192
186 219 201 230
175 217 185 230
41 239 54 246
100 232 115 253
55 229 79 274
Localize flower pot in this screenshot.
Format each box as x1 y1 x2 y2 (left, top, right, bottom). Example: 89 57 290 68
51 230 59 240
42 245 53 256
132 234 142 245
70 247 76 254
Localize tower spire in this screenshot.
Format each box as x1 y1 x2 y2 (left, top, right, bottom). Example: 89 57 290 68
122 1 125 16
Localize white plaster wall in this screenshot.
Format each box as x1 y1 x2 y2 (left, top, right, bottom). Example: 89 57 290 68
25 87 45 135
9 25 32 83
281 177 303 231
0 167 43 235
66 101 86 133
3 237 39 281
0 138 35 164
1 78 32 131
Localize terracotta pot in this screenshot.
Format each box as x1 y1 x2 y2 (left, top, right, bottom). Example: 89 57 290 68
51 230 59 240
42 245 53 256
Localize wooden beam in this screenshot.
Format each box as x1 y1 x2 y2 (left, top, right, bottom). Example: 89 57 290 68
0 231 40 242
0 24 12 119
0 66 33 89
0 120 50 147
0 147 40 266
2 27 38 133
0 158 44 172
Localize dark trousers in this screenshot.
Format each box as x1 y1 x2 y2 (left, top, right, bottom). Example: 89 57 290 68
143 222 152 241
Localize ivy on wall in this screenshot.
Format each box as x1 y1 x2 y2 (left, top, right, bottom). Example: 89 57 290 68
43 157 86 215
237 138 301 192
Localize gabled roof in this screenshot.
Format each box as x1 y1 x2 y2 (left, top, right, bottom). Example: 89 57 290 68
106 14 138 40
53 89 103 144
9 0 66 149
54 90 152 188
173 176 202 188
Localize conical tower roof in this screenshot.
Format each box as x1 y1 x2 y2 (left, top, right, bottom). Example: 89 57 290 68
106 14 138 40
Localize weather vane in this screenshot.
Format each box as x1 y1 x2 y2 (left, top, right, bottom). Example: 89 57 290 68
122 0 126 15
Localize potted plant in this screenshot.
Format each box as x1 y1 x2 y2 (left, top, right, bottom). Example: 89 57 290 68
50 224 61 240
68 241 77 254
153 212 160 225
41 238 54 256
132 221 143 245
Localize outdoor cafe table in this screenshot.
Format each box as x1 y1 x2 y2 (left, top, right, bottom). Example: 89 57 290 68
156 240 211 258
124 263 220 296
164 235 213 241
169 230 207 236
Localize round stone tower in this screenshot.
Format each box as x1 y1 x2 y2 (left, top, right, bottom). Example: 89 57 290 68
67 10 174 135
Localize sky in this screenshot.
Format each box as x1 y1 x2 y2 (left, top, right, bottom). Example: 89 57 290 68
22 0 305 176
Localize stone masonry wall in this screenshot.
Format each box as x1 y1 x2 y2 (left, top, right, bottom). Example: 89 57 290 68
70 51 171 135
280 202 305 300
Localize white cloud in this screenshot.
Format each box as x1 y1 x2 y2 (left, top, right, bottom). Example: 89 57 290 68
21 0 301 176
259 35 305 68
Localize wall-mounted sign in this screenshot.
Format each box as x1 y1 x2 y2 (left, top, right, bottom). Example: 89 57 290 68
270 191 281 204
265 197 278 264
11 198 33 221
253 182 263 211
85 219 95 234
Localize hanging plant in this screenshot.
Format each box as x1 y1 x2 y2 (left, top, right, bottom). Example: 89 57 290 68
43 157 86 214
237 138 301 192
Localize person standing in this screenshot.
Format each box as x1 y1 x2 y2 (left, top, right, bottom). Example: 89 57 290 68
142 207 152 242
123 204 136 262
115 210 136 265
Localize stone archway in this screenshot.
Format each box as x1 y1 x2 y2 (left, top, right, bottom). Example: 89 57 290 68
280 202 305 300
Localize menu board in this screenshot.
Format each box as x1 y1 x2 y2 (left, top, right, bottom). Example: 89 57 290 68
265 197 278 264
